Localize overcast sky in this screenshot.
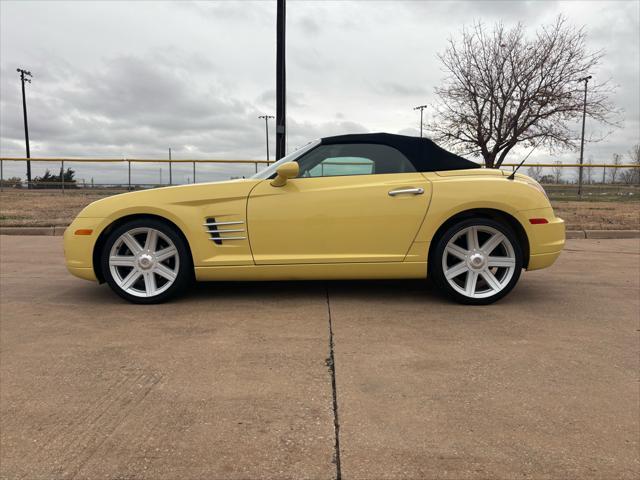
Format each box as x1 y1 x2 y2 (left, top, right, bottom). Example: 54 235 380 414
1 0 638 184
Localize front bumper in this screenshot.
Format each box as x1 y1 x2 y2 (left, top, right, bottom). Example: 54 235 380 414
63 217 105 282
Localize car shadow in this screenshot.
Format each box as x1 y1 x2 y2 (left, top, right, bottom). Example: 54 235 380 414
182 278 446 304
59 274 547 308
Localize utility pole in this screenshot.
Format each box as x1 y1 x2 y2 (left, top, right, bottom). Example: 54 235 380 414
414 104 427 138
577 75 592 196
168 147 173 185
275 0 286 160
258 115 274 170
17 69 32 188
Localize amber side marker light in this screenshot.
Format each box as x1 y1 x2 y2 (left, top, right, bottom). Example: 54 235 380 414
74 229 93 235
529 218 549 225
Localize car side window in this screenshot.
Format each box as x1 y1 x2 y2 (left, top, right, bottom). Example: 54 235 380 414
306 156 374 177
297 143 416 178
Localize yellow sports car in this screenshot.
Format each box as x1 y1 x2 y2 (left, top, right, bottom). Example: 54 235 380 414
64 133 565 305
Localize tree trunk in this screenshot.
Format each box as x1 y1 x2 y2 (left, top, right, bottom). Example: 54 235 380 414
483 153 496 169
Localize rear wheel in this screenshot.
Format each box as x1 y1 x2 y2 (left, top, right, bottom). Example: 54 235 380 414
101 219 192 304
431 218 523 305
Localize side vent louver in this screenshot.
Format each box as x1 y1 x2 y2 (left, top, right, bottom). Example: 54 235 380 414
203 218 246 245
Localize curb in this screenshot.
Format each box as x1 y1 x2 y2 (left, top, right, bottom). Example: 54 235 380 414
1 226 639 240
584 229 640 239
565 230 586 239
1 226 66 236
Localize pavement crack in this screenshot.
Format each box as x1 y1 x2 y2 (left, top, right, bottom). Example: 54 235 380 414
325 284 342 480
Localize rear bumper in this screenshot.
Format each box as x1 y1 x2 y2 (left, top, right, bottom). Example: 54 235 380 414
520 209 565 271
528 250 562 270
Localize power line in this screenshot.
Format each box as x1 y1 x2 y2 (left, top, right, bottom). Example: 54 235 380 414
413 104 427 138
258 115 274 170
577 75 592 197
17 68 32 188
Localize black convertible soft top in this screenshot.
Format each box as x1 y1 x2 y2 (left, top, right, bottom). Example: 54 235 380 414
320 133 479 172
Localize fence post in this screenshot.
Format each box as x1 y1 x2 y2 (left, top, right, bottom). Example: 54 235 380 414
128 160 131 191
61 160 65 194
193 161 196 184
0 159 3 192
169 148 173 185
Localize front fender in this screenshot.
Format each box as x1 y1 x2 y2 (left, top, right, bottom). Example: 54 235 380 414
63 205 195 281
64 180 261 281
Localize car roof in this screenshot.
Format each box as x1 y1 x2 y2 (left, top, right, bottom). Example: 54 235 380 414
319 132 479 172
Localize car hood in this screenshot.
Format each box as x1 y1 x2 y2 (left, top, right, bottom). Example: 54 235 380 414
77 178 262 218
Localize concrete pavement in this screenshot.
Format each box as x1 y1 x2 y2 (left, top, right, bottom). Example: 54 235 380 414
0 236 638 479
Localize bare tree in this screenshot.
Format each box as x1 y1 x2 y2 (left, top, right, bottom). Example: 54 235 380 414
619 169 637 185
618 144 640 185
608 153 622 184
527 165 544 182
428 16 617 168
552 161 563 184
585 156 593 184
629 144 640 185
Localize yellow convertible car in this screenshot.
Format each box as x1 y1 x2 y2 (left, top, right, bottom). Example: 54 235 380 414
64 133 565 305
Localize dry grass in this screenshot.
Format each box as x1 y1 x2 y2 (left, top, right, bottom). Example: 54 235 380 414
552 201 639 231
0 189 123 227
1 188 639 230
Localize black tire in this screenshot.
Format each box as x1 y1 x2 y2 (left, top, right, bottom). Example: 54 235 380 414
430 217 523 305
100 218 193 304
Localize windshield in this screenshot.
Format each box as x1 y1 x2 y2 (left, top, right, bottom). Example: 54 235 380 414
251 139 321 179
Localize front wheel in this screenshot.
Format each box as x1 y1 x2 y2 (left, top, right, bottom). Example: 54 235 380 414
431 218 523 305
101 219 192 304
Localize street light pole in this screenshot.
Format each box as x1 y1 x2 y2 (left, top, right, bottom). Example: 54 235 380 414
577 75 592 197
258 115 274 170
17 68 32 188
413 105 427 138
275 0 286 160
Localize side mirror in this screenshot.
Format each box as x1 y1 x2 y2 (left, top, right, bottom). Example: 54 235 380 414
270 162 299 187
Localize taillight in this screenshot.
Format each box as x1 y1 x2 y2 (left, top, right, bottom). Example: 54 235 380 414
529 218 549 225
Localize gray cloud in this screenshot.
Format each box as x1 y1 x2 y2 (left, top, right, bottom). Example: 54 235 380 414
374 82 428 97
0 0 638 185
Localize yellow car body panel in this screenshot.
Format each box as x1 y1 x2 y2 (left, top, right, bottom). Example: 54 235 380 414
416 171 565 265
247 172 431 264
64 179 260 271
63 169 564 283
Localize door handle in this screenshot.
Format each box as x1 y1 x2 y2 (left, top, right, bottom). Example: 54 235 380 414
388 187 424 196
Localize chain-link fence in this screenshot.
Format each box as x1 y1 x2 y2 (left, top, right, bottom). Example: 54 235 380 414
498 163 640 201
0 157 270 192
1 157 638 201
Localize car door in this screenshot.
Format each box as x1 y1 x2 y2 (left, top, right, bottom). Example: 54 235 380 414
247 143 431 265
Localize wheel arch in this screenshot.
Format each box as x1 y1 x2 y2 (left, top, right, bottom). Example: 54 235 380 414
427 208 530 270
92 213 194 283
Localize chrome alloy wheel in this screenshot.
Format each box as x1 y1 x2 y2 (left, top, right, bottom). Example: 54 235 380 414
441 225 517 299
108 227 180 298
